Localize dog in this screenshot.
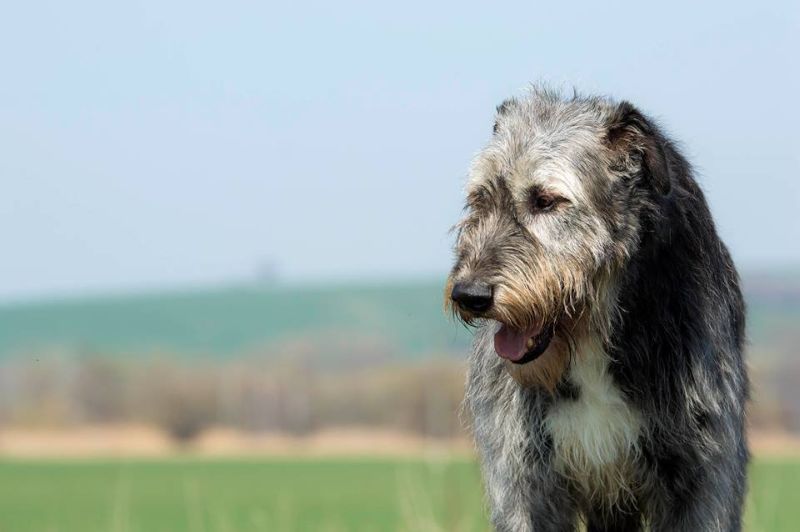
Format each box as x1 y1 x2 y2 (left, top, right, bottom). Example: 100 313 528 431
446 87 748 531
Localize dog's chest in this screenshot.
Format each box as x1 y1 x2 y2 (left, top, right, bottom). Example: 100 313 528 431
544 345 642 499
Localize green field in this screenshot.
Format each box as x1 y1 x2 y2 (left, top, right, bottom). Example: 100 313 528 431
0 457 798 532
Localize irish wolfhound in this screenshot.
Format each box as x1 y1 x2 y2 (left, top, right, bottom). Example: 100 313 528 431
447 88 748 531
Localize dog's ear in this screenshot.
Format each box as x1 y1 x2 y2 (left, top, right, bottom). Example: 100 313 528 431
493 98 517 134
606 101 672 196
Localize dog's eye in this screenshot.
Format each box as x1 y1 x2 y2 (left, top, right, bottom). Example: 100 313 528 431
529 192 558 213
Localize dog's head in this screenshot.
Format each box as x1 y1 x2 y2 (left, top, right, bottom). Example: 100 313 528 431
446 88 673 387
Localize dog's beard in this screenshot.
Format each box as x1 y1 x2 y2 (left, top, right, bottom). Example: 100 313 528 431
447 244 616 373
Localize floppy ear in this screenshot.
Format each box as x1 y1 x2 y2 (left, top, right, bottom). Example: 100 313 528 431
606 101 672 196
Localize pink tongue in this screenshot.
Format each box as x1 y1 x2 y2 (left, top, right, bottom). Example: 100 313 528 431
494 324 542 361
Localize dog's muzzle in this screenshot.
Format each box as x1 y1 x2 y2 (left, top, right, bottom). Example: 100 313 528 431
450 280 493 314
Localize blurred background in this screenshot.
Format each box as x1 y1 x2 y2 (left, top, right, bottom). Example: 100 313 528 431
0 1 798 531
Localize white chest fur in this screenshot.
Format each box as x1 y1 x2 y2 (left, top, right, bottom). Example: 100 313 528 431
544 337 642 501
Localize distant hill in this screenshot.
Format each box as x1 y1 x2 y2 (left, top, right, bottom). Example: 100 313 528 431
0 273 797 362
0 279 471 360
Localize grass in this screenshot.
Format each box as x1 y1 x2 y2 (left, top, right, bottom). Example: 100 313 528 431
0 457 486 532
0 457 797 532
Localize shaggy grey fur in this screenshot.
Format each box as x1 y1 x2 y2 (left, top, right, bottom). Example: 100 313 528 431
447 88 748 531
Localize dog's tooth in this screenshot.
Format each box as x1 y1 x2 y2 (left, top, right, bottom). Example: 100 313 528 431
526 337 534 349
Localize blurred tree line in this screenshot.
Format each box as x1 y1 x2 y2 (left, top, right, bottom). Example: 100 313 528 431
0 349 466 444
0 344 796 444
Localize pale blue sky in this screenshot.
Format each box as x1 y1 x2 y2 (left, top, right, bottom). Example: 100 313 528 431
0 0 797 300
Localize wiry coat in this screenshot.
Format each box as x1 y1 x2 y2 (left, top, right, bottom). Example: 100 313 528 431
450 89 748 531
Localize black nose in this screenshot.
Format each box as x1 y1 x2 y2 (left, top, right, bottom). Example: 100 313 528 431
451 281 493 313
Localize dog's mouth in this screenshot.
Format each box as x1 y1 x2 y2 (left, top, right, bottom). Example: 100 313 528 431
494 323 554 364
